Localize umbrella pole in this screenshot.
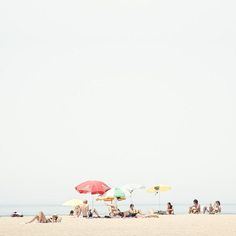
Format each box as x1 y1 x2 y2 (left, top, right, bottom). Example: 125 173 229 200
90 194 94 209
159 193 161 211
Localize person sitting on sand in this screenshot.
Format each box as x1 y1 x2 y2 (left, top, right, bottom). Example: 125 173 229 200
69 210 74 216
203 201 221 214
125 204 142 217
76 200 100 218
189 199 201 214
25 211 61 224
166 202 174 215
74 205 81 217
107 203 124 217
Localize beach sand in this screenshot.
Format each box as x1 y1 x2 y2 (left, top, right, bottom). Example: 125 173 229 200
0 215 236 236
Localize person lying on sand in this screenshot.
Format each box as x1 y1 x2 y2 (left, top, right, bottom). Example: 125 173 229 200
75 200 100 218
25 211 61 224
142 213 159 218
189 199 201 214
166 202 174 215
136 210 159 218
203 201 221 214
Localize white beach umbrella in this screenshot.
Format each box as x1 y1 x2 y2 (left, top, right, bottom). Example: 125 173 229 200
121 184 145 203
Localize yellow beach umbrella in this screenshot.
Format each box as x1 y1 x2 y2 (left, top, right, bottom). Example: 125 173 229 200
147 185 171 193
63 199 83 206
147 185 172 211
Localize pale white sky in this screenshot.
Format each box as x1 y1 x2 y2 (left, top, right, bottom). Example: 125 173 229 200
0 0 236 205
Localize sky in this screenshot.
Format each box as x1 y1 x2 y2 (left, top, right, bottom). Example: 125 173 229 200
0 0 236 205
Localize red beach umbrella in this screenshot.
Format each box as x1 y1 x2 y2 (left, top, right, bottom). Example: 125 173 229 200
75 180 111 195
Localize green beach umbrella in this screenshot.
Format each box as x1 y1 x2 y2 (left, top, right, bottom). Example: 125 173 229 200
102 187 130 199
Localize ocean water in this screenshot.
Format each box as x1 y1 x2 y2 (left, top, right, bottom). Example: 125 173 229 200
1 203 236 216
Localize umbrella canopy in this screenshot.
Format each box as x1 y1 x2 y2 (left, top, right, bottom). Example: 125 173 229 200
147 184 172 211
122 184 145 194
147 185 171 193
121 184 145 203
75 180 111 195
63 199 83 206
96 196 126 202
101 187 130 199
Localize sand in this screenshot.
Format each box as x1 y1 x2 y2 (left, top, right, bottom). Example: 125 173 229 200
0 215 236 236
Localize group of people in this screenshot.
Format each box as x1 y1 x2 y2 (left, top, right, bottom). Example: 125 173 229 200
189 199 221 214
70 200 155 218
70 200 173 218
25 199 221 224
106 203 142 218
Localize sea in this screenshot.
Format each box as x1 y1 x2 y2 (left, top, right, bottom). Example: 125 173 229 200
1 203 236 216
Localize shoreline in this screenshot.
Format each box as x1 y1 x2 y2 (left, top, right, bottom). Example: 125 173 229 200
1 212 236 217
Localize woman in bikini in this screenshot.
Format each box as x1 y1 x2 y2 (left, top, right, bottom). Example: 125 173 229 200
25 211 61 224
166 202 174 215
